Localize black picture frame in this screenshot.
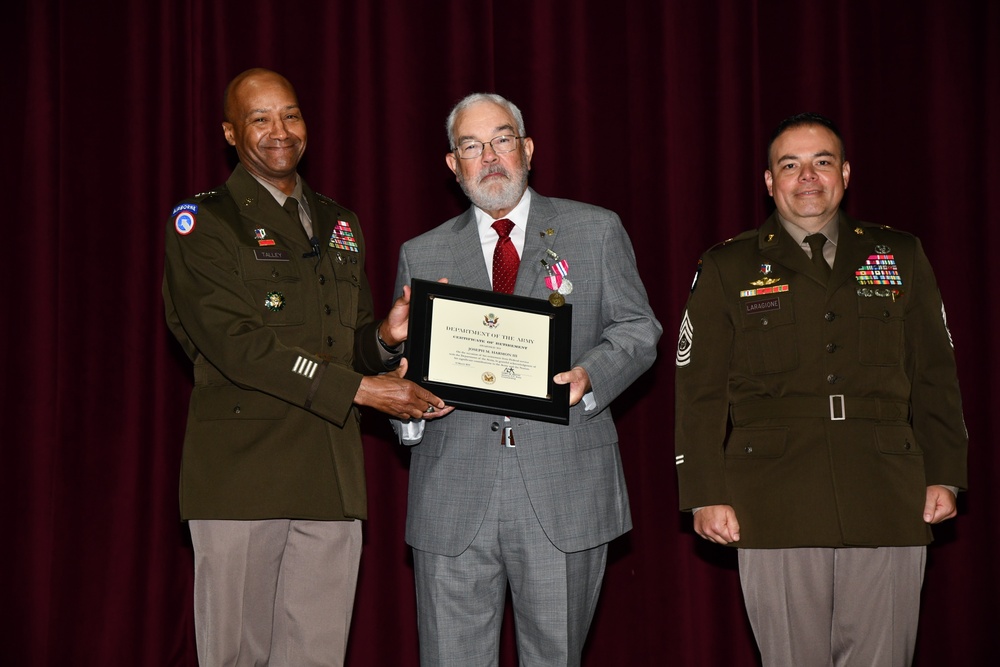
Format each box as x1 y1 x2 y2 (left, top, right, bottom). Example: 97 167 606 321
404 279 572 424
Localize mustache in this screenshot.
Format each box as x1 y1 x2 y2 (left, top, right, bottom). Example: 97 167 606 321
477 165 509 182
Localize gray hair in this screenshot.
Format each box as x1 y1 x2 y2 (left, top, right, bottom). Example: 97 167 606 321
445 93 527 149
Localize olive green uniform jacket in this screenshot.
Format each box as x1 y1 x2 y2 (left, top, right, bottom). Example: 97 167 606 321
674 211 967 548
163 164 388 521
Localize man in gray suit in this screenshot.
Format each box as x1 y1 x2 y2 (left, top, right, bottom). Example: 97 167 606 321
392 93 661 666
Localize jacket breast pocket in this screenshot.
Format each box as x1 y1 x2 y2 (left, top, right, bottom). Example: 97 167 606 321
858 298 904 366
739 297 798 374
240 247 305 326
329 258 360 329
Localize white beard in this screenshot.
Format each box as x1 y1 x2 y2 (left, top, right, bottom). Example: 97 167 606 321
458 160 529 213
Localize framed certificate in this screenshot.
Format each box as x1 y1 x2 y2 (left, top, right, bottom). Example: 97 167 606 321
405 279 573 424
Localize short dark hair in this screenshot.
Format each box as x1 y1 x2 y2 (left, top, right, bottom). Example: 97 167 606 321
767 112 846 168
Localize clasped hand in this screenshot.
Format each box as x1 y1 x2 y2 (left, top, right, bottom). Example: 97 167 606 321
355 358 453 421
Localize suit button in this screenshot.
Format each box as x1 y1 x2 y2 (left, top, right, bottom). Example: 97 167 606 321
327 336 334 347
490 422 500 431
827 374 837 384
824 311 836 322
319 275 327 285
826 343 837 353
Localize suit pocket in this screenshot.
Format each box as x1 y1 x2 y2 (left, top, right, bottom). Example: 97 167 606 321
239 247 306 327
327 258 361 329
874 423 921 455
571 416 618 451
409 428 445 458
858 298 904 366
193 385 289 421
724 426 788 459
739 297 798 374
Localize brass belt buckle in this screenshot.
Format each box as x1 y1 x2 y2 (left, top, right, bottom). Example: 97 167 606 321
829 394 846 420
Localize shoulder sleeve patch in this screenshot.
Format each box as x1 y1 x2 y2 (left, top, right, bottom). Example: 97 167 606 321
173 208 196 235
171 202 199 216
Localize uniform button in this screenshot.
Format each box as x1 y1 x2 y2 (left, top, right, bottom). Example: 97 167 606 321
883 310 891 318
327 336 334 347
350 256 358 265
827 374 837 384
824 311 836 322
233 404 241 414
744 445 753 454
324 305 332 315
826 343 837 353
318 275 327 285
904 441 912 450
271 269 279 278
760 317 769 326
490 422 500 432
352 274 359 284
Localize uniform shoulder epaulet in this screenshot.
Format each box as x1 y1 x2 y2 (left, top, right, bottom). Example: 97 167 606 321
192 187 227 201
705 228 757 253
170 187 226 213
878 223 915 238
852 220 916 240
314 192 356 221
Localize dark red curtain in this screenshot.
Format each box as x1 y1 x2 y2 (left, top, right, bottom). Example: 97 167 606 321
3 1 997 664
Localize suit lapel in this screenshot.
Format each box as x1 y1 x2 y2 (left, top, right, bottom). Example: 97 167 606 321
757 213 827 288
449 208 493 291
226 165 310 249
302 183 329 246
518 190 557 299
226 165 276 233
829 212 872 293
758 211 874 294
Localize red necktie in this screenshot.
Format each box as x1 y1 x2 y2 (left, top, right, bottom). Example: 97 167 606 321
491 218 519 294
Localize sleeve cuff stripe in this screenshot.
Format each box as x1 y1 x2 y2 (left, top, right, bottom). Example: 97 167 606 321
292 355 318 379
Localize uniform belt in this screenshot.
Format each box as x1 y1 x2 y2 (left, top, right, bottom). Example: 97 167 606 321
730 396 910 426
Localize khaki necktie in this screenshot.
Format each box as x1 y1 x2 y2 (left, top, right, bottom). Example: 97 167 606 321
805 233 831 281
284 196 314 238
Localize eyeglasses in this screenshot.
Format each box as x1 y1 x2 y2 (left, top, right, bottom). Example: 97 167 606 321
453 135 522 159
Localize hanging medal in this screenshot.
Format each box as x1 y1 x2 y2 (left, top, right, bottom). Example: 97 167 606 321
545 249 573 295
540 260 562 305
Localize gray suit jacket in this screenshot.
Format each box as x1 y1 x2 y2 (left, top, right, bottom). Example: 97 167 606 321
394 189 662 555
